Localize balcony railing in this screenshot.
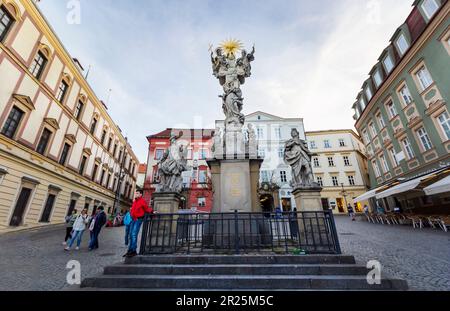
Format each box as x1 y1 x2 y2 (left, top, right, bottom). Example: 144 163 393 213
139 210 341 255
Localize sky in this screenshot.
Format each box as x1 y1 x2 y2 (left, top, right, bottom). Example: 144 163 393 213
38 0 413 163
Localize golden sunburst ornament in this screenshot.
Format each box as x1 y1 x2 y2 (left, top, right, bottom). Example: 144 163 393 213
220 38 243 56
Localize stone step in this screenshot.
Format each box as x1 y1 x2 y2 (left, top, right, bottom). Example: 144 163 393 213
104 264 369 276
126 255 356 265
81 274 408 290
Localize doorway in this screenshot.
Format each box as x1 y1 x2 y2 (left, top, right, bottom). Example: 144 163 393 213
10 187 32 227
67 199 77 216
281 198 292 212
336 198 345 213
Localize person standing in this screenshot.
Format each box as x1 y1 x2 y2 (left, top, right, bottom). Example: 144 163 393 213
88 206 107 251
65 208 89 251
63 209 78 246
347 204 355 221
123 210 132 246
124 190 153 258
363 204 369 216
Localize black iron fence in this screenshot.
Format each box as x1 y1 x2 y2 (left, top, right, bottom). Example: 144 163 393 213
139 210 341 255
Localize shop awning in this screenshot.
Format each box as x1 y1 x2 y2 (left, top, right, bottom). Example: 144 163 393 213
354 186 384 203
375 172 437 199
424 175 450 196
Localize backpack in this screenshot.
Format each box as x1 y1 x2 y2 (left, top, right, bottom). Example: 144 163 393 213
124 212 132 226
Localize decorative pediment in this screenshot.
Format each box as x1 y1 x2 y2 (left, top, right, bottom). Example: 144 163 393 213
13 94 35 111
44 118 60 130
65 134 77 144
83 148 92 156
95 157 102 163
102 163 109 169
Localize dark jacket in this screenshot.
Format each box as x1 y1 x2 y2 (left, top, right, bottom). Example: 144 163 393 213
94 211 107 231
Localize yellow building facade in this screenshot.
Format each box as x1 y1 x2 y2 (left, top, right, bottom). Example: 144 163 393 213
0 0 139 232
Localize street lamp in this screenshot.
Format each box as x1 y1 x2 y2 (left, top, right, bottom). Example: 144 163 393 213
113 137 128 215
340 183 349 211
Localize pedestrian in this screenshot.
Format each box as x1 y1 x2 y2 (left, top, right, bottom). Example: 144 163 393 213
65 208 89 251
88 206 107 251
123 190 153 258
347 204 355 221
63 209 78 246
123 209 132 246
363 204 369 216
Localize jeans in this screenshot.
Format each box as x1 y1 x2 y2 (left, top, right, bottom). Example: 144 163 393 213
88 228 101 249
124 224 131 245
128 219 143 253
65 227 73 242
68 230 84 248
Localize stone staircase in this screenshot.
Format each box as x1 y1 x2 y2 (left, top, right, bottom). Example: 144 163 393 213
81 255 408 290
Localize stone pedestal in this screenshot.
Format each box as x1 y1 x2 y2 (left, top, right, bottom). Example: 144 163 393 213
207 157 263 213
149 192 181 253
292 186 323 212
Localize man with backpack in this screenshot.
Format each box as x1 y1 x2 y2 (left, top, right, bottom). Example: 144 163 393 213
88 206 107 251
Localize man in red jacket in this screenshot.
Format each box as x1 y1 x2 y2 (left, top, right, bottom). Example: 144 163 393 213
124 190 153 258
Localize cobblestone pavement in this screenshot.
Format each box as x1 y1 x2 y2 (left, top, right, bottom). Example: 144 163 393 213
335 216 450 291
0 217 449 291
0 225 128 291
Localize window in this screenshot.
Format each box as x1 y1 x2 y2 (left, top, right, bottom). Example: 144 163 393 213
359 98 366 111
198 197 206 207
199 170 207 183
59 143 71 165
402 138 415 160
107 137 113 152
39 194 56 223
380 155 389 173
261 171 269 182
74 101 84 120
56 80 68 103
313 157 320 167
399 84 413 106
113 177 118 192
79 156 87 175
416 127 433 151
438 112 450 140
100 169 106 186
386 101 398 119
113 143 118 157
365 87 373 101
316 176 323 187
309 141 317 149
369 122 377 138
396 34 409 56
416 66 433 91
0 6 14 42
118 150 123 163
257 128 264 139
373 70 383 87
29 51 48 80
36 128 52 155
90 118 98 134
280 171 287 183
1 106 24 138
372 160 381 178
200 149 208 160
389 148 399 167
343 156 350 166
154 149 164 160
328 157 335 167
348 175 355 186
339 139 346 147
363 130 370 144
376 113 386 128
278 147 284 158
92 164 99 182
422 0 439 19
100 130 107 145
275 127 281 139
331 176 339 187
383 55 394 73
258 148 266 159
106 173 111 189
324 140 331 148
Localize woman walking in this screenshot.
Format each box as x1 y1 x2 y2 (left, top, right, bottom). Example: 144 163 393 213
64 208 89 251
63 209 78 246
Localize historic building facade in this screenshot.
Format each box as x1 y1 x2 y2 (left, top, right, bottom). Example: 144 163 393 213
143 129 214 213
216 111 306 212
305 130 371 214
0 0 139 232
352 0 450 212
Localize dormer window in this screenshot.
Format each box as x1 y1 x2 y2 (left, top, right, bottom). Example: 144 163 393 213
396 34 409 56
373 70 383 87
383 55 394 73
421 0 439 19
359 98 366 111
365 87 373 101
